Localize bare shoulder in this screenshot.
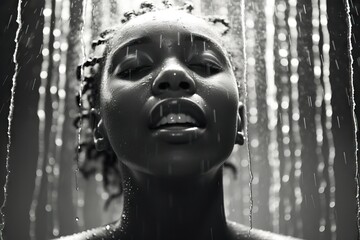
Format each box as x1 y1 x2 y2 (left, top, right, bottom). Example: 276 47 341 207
52 224 113 240
54 221 303 240
227 221 304 240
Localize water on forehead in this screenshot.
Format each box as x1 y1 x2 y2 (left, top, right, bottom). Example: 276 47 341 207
110 9 225 50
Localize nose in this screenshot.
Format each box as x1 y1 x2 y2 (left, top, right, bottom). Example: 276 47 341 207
152 59 196 96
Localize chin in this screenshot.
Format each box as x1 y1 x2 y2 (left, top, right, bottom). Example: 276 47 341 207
119 140 235 177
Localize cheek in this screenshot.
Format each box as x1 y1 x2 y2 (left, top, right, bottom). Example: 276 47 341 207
100 80 150 157
202 73 239 132
197 73 239 163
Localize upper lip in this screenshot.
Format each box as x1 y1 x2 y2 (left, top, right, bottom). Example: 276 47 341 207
148 98 207 129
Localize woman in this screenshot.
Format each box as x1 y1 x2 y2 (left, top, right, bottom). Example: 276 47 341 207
57 3 302 240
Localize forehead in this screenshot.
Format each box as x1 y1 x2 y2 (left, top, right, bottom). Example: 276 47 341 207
108 9 227 54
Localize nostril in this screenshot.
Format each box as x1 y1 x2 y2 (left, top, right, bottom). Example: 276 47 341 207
179 82 190 90
159 82 170 90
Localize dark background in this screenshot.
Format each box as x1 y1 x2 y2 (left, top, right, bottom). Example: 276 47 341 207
0 0 359 239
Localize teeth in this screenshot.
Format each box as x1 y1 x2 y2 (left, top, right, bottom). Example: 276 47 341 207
156 113 197 127
186 115 192 123
167 113 177 124
177 113 186 123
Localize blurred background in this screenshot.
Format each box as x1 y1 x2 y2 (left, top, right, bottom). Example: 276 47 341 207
0 0 359 239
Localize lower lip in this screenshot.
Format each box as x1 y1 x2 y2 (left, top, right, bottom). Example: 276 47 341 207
151 126 205 144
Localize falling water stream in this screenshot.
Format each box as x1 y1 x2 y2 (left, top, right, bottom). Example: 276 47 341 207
29 0 52 237
239 0 254 235
72 0 89 228
0 0 359 239
0 0 22 239
344 0 360 237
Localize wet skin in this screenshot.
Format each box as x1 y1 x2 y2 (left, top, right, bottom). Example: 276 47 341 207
94 9 241 240
55 9 301 240
99 10 240 177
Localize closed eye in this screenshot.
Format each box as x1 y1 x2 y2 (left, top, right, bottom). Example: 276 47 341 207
188 63 222 76
113 52 154 80
116 65 152 79
187 51 223 77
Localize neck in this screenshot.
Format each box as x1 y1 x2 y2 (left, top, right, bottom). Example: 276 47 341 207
114 163 229 240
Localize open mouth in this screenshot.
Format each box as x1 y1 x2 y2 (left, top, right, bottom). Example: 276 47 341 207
149 98 206 130
155 113 198 129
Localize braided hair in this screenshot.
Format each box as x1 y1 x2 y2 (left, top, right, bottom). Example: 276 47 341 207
74 1 237 208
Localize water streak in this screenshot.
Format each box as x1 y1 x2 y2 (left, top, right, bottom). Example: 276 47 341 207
265 0 280 233
244 4 259 228
276 1 293 234
312 0 327 236
49 0 71 236
288 0 303 236
240 0 253 235
29 0 52 238
73 0 89 228
345 0 360 236
319 1 336 238
0 0 22 239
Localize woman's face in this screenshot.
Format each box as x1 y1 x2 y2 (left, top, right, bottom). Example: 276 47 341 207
98 9 241 177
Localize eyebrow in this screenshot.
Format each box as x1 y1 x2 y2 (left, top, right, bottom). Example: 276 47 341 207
109 33 227 68
113 33 221 50
111 36 153 56
190 34 213 44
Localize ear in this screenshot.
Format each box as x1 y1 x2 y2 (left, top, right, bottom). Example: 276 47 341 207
235 102 245 145
91 109 110 151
